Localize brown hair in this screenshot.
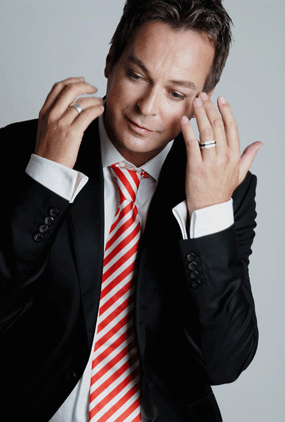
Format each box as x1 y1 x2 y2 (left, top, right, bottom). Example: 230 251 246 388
109 0 233 92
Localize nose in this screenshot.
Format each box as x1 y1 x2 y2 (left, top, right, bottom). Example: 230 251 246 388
136 86 159 116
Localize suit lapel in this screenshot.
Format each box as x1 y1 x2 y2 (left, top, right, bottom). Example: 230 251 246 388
135 133 187 357
68 118 105 350
143 132 187 246
149 133 187 211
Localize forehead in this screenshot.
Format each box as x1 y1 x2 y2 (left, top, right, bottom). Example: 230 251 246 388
121 21 215 90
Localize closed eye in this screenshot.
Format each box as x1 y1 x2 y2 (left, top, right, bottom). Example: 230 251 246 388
170 91 185 101
127 69 143 81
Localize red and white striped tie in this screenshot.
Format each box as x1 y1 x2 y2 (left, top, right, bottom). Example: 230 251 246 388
89 163 148 421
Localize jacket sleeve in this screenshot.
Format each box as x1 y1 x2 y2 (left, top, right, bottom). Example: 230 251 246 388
179 171 258 385
0 121 70 332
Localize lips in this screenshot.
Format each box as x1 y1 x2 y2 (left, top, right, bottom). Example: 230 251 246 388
126 117 153 133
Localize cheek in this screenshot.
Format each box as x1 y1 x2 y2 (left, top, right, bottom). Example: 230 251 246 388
107 70 127 100
163 109 186 134
168 115 180 131
106 84 125 121
108 80 137 114
162 100 194 137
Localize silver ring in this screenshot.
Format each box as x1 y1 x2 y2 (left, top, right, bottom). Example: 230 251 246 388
199 140 216 149
71 103 83 114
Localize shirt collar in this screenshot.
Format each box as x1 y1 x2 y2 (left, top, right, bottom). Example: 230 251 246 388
99 114 173 181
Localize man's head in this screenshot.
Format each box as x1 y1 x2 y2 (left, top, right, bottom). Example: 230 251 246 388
103 0 233 166
108 0 232 93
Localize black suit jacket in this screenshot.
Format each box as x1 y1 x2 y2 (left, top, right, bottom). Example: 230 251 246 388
0 117 258 421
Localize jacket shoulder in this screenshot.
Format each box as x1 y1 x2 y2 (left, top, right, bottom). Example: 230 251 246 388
1 118 38 130
0 118 39 171
1 118 38 140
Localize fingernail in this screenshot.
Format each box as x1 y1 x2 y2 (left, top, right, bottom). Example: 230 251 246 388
219 96 227 104
200 92 208 101
181 116 189 125
194 98 203 107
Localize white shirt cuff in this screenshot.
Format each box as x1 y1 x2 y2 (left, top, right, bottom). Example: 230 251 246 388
172 199 234 239
25 154 89 203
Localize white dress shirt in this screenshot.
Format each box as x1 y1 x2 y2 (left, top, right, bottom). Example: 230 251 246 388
25 114 234 421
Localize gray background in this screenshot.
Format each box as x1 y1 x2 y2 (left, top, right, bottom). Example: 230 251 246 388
1 0 284 420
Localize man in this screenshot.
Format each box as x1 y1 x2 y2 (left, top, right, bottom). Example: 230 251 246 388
0 0 262 421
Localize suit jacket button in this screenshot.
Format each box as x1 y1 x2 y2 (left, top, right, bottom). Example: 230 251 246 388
34 233 44 242
39 224 49 234
186 253 195 262
44 216 54 225
49 208 59 217
191 279 201 289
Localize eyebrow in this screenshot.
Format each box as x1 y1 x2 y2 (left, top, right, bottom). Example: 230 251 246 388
127 54 197 90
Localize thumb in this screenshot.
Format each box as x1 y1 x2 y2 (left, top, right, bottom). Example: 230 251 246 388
239 141 263 183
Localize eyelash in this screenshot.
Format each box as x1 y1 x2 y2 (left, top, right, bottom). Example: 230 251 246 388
170 91 185 101
127 70 142 81
126 69 186 101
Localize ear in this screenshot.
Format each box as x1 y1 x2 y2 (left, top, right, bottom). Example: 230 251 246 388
104 44 115 78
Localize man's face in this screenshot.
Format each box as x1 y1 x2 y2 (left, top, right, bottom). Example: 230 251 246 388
104 21 215 167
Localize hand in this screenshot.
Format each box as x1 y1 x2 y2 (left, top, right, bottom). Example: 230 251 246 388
181 93 262 216
35 76 104 169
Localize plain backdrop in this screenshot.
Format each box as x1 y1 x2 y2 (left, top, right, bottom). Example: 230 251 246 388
1 0 284 420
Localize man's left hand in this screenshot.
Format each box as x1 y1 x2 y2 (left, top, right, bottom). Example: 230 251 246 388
181 93 262 216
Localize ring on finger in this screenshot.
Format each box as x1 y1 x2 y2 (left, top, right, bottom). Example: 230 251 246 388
199 140 216 149
71 103 83 114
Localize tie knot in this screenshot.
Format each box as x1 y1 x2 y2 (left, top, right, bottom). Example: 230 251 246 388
110 163 148 204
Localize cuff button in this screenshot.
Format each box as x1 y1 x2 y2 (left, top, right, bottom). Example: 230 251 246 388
186 253 196 262
49 208 59 217
189 270 199 279
191 279 201 289
44 216 54 225
187 261 197 270
39 224 49 234
34 233 44 242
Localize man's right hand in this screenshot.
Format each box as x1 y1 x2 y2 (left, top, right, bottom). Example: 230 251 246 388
35 76 104 169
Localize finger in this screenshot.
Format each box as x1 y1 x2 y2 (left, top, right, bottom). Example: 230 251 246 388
181 116 202 165
64 96 104 124
71 103 105 134
69 96 103 108
200 92 227 154
217 96 240 155
239 141 263 183
193 97 217 158
40 76 86 116
50 81 98 118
